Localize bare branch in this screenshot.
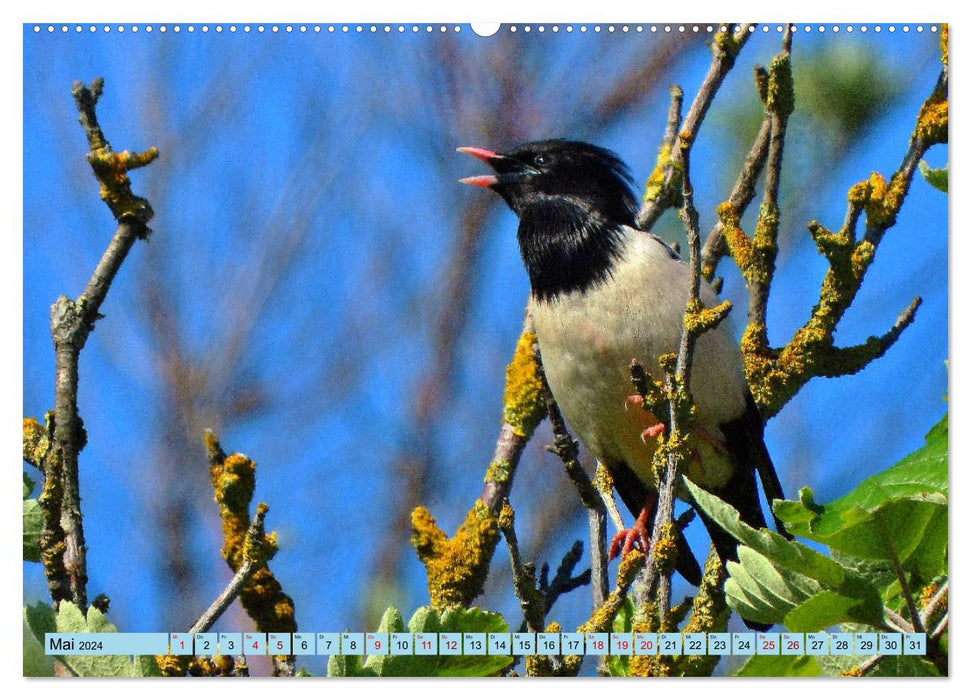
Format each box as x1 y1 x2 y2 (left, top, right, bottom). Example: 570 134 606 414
44 80 159 611
188 506 269 635
541 352 609 610
700 115 772 280
638 24 755 231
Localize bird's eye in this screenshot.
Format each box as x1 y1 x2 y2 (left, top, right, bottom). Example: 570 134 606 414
534 153 551 167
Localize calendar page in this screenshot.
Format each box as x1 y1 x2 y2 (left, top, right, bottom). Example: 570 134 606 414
21 16 948 679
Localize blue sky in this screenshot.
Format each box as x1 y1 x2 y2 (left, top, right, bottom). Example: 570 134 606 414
22 23 947 675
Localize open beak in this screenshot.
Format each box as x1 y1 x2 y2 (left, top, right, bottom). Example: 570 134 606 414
457 146 503 188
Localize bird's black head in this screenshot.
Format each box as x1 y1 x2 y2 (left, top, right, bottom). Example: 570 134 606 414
459 140 638 301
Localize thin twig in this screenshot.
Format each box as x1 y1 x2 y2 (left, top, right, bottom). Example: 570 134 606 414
883 606 914 634
498 501 546 634
700 115 772 279
539 541 591 617
638 24 755 231
639 134 708 618
876 512 924 633
853 653 885 676
542 373 609 610
188 508 269 635
596 464 628 532
747 24 792 334
480 314 544 514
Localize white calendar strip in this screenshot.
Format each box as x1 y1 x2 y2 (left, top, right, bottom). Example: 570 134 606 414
45 631 927 657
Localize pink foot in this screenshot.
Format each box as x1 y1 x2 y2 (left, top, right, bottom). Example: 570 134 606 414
641 423 665 441
609 494 657 560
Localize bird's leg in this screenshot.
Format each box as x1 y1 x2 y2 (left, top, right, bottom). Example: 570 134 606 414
608 492 657 560
641 423 665 441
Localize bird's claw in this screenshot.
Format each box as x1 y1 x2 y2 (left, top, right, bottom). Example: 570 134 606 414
640 422 665 442
609 522 651 560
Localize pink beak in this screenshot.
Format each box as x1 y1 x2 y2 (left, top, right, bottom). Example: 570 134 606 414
457 146 501 188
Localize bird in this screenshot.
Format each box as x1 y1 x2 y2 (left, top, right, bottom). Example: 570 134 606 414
459 139 786 629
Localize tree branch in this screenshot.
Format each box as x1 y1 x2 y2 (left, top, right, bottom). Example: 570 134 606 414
700 115 772 281
540 350 610 610
638 24 755 231
188 506 268 635
44 80 159 611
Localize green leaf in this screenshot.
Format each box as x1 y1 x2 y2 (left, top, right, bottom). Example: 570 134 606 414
23 498 43 562
23 618 55 676
24 601 56 639
784 590 871 632
817 650 941 677
687 481 884 630
333 606 513 677
327 648 371 677
919 160 948 193
734 653 822 677
606 597 633 676
23 602 56 677
774 416 947 567
48 602 153 677
24 473 36 499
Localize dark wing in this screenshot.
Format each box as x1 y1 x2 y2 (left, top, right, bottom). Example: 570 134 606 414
608 459 703 587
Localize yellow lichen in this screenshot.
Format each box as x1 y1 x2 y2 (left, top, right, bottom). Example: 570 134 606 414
940 24 948 66
717 200 755 274
206 432 297 636
578 550 645 635
675 548 729 676
593 461 614 494
860 172 907 231
684 298 733 336
410 500 500 609
642 141 683 205
502 331 546 438
154 654 189 677
915 85 948 146
23 417 46 467
483 458 511 485
651 522 679 577
712 25 743 59
766 54 795 118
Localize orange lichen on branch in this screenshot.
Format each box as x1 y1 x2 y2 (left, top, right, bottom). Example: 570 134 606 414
205 430 297 635
71 79 157 231
155 654 190 677
915 84 948 146
23 416 50 470
683 297 733 337
501 330 547 438
717 201 755 278
410 499 501 609
578 550 645 634
675 547 729 676
850 172 908 231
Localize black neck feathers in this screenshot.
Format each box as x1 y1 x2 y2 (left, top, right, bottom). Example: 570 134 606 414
517 196 627 302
